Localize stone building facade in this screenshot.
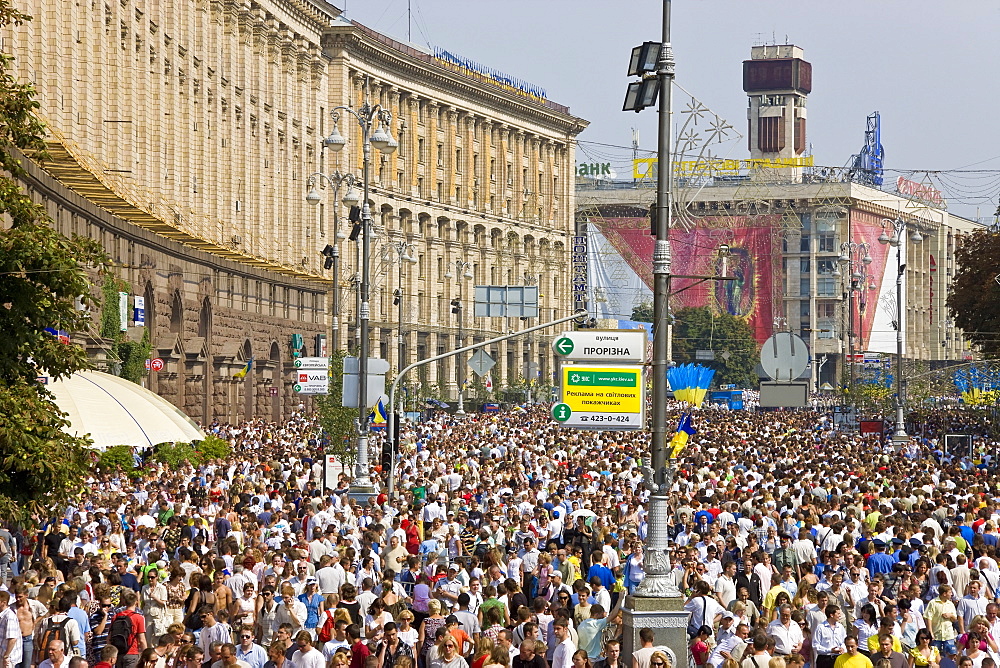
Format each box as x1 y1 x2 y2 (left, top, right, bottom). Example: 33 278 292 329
5 0 586 420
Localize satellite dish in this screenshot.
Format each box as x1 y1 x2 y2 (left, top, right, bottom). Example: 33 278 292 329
760 332 809 382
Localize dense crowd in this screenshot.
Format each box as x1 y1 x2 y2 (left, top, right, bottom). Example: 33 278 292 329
1 402 999 668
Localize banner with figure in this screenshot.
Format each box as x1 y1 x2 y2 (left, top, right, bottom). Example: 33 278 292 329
591 206 781 344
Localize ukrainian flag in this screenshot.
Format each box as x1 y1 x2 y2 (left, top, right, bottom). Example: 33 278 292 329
233 358 253 379
369 397 388 431
669 413 697 459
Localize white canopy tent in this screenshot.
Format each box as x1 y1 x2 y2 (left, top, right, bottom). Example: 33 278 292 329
44 370 205 450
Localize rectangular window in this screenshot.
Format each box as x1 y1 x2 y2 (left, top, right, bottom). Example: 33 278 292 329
800 234 811 252
818 233 835 253
800 259 810 274
817 277 836 297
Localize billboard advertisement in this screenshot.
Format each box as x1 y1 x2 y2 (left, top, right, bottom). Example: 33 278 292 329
588 206 782 344
848 210 895 354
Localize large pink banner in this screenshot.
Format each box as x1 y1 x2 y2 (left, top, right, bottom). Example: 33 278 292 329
594 208 782 344
848 210 891 350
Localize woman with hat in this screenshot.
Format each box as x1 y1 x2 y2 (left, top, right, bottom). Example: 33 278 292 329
298 578 324 638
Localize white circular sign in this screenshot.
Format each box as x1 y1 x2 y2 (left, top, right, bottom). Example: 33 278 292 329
760 332 809 381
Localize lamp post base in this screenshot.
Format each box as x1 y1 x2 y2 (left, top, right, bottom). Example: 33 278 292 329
621 595 689 668
348 481 377 504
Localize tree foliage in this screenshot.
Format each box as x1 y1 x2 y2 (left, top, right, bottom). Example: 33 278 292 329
97 444 135 472
947 230 1000 358
196 433 232 461
672 306 759 387
631 302 654 323
99 273 151 384
0 1 109 523
150 442 202 468
316 350 357 468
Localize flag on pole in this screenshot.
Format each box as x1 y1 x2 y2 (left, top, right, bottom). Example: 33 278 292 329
233 358 253 379
484 374 493 392
369 397 388 430
669 413 697 459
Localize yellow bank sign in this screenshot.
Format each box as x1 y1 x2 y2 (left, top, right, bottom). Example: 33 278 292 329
553 364 645 430
633 155 815 180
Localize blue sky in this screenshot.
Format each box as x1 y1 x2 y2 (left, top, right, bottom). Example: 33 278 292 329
340 0 1000 221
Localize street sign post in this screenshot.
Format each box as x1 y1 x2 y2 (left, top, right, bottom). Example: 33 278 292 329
293 369 329 394
552 330 646 363
294 357 329 369
150 358 164 372
468 349 496 377
557 364 645 430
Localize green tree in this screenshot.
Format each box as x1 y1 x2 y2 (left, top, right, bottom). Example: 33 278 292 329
672 306 759 387
631 301 654 323
150 442 202 467
316 350 357 470
195 433 232 461
947 230 1000 357
99 273 151 384
0 1 108 523
97 445 135 473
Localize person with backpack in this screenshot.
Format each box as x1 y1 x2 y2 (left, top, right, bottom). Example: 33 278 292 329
35 597 81 664
109 590 146 668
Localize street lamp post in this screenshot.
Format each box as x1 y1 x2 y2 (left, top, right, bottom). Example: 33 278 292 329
305 77 397 497
310 171 358 353
620 0 679 600
446 260 473 415
879 217 923 441
388 241 417 416
522 271 538 404
835 241 873 400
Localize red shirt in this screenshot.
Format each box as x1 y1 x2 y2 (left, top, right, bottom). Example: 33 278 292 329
349 640 370 668
117 610 146 655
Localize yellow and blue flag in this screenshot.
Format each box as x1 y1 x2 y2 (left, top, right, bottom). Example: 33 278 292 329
369 397 388 431
669 413 697 459
233 358 253 379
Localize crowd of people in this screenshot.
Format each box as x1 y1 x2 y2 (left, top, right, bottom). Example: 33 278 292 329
0 402 999 668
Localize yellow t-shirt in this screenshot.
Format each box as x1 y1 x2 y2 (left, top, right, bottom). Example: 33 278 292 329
834 653 874 668
763 585 787 613
867 637 903 654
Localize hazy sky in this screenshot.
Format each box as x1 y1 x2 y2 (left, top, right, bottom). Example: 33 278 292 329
340 0 1000 221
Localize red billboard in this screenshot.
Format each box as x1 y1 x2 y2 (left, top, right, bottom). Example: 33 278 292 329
847 210 892 351
590 207 782 344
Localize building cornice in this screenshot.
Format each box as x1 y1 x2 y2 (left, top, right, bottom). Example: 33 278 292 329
322 25 588 139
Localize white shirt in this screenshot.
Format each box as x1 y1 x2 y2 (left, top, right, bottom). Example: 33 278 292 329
38 658 71 668
199 622 234 656
766 619 804 655
552 638 576 668
715 575 738 608
0 607 22 665
290 647 326 668
316 564 345 596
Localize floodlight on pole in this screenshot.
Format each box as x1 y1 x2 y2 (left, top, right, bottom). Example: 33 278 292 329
623 78 660 113
628 41 661 77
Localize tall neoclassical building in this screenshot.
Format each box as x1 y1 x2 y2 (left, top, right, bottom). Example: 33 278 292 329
5 0 587 421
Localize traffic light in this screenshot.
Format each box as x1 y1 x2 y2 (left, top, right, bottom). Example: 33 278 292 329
381 415 401 472
393 288 401 306
451 299 461 314
348 206 362 241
